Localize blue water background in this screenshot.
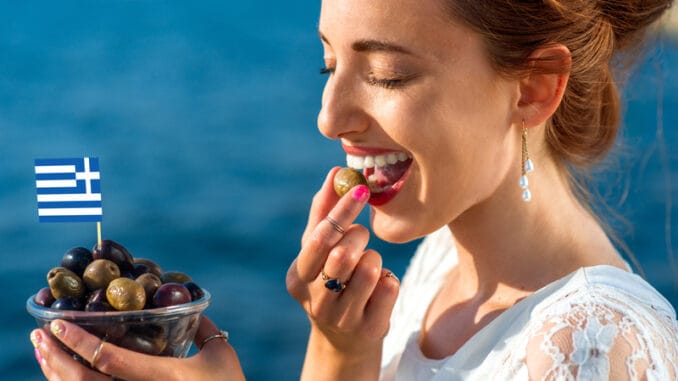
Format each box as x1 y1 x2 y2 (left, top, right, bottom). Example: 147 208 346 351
1 3 676 380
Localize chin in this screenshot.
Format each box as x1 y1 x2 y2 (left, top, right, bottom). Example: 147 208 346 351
369 210 426 244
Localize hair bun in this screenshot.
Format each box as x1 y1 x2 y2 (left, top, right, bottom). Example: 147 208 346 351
599 0 674 49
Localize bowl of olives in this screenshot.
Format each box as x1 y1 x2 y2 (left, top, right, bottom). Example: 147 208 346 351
26 240 211 360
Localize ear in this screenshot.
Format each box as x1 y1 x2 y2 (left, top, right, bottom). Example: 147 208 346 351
517 44 571 128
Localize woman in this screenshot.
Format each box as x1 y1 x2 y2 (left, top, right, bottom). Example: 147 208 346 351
31 0 677 380
287 0 678 380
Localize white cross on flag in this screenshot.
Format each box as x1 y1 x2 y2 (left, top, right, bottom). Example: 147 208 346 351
34 157 103 222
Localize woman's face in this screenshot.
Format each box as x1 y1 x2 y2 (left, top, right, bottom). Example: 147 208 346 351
318 0 520 243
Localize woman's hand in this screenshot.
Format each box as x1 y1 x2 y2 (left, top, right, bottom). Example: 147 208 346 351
286 167 400 380
30 316 245 381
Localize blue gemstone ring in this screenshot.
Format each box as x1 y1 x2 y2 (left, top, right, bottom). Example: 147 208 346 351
321 271 347 292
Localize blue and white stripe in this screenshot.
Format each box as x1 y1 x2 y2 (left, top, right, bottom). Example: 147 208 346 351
35 157 103 222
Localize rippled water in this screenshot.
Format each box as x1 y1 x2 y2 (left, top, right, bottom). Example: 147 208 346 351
0 3 676 380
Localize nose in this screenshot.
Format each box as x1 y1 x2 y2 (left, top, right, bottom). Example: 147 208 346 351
317 71 369 140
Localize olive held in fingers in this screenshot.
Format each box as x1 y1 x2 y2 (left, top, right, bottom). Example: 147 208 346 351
333 167 368 197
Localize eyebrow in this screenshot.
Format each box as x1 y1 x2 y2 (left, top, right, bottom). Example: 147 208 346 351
319 32 415 56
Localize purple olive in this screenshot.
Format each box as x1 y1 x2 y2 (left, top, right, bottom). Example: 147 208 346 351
115 324 167 355
61 247 93 277
51 296 84 311
183 282 205 301
152 283 191 307
34 287 56 307
86 288 107 304
133 258 163 278
85 300 115 312
92 240 134 276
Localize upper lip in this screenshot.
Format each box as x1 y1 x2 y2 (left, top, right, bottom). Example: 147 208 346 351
341 143 404 156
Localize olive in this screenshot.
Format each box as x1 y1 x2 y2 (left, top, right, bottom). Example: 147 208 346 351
47 267 85 299
86 288 107 304
51 296 84 311
183 282 205 301
34 287 56 307
106 278 146 311
133 258 163 277
136 273 162 301
83 259 120 290
152 283 191 307
85 300 114 312
333 167 368 197
116 324 167 355
159 271 191 284
92 240 134 276
61 247 93 277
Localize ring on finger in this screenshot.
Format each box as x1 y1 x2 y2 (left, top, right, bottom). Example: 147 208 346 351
321 270 347 293
199 330 229 350
90 336 107 369
324 215 346 235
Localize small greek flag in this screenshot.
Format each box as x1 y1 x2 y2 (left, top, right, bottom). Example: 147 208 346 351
34 157 103 222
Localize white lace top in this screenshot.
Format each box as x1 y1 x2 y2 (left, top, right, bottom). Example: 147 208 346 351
380 227 678 380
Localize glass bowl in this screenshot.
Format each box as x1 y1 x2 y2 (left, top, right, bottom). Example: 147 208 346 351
26 290 210 360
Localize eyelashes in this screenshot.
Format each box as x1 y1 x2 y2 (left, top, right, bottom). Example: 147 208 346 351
319 66 410 89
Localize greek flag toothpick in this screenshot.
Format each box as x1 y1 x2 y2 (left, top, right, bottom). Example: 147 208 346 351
34 157 103 244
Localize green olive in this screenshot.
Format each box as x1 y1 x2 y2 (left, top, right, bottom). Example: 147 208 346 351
136 273 162 300
47 267 85 299
106 278 146 311
160 271 192 284
333 167 368 197
83 259 121 290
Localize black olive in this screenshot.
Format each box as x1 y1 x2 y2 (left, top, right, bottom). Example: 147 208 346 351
61 247 93 277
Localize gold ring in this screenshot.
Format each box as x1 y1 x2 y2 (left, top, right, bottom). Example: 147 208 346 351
324 215 346 235
199 330 229 350
90 336 107 369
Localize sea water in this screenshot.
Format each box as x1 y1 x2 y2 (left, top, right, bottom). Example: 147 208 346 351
0 2 676 380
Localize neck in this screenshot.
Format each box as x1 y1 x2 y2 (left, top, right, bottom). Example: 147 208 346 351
447 155 622 302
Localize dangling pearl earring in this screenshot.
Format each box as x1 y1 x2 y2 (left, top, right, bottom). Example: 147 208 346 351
520 121 534 202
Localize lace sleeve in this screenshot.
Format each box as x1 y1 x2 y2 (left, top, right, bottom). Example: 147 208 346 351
522 288 678 380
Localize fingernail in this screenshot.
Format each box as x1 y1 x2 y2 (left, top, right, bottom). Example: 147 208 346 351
352 185 370 202
30 330 42 348
34 348 44 365
50 320 64 337
385 271 399 283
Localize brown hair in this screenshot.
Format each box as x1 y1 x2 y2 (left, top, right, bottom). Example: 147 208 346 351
441 0 672 167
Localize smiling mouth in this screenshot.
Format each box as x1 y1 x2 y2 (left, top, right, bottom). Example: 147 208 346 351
346 152 413 196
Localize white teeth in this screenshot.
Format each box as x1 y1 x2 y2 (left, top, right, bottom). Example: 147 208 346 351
375 155 386 167
363 156 375 169
345 152 411 171
368 174 378 183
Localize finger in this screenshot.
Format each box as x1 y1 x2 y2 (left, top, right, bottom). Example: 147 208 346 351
320 224 370 288
192 316 246 381
301 167 342 245
193 316 231 355
296 182 371 282
337 249 383 313
363 269 400 339
33 327 110 381
47 319 175 381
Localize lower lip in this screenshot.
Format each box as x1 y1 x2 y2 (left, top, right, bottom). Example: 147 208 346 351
368 165 412 206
